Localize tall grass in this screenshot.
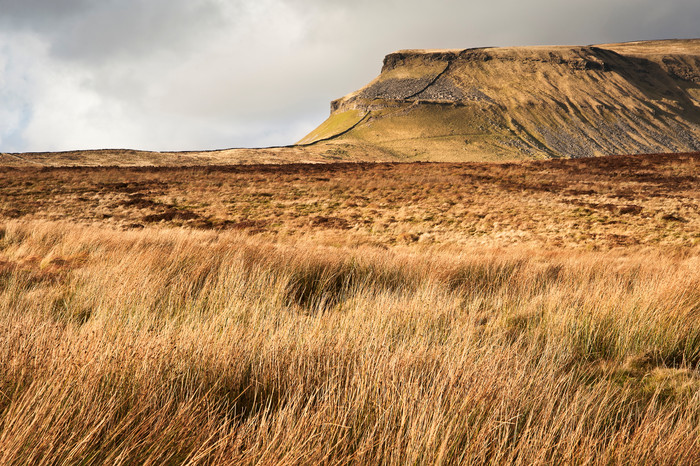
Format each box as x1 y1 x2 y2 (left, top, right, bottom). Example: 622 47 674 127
0 221 699 464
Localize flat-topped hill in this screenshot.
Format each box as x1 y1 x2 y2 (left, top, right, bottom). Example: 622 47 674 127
299 39 700 161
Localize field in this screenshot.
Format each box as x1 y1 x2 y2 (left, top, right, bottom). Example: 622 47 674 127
0 153 699 463
1 153 698 249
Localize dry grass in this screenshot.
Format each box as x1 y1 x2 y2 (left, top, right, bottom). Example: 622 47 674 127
0 219 699 464
0 145 392 168
0 154 699 463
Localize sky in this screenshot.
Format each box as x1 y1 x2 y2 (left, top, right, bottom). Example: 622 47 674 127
0 0 698 152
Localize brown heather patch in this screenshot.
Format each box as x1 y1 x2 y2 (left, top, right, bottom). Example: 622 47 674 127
0 153 697 249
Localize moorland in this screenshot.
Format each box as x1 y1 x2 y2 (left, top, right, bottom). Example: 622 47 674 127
0 152 698 463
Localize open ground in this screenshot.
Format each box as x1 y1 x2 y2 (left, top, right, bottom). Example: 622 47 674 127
0 153 699 464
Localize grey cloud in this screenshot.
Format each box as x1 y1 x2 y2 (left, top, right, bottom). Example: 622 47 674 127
0 0 231 62
0 0 91 22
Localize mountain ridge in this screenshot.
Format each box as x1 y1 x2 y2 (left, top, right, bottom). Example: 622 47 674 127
299 39 700 160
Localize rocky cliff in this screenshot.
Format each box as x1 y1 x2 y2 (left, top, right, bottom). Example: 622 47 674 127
298 39 700 160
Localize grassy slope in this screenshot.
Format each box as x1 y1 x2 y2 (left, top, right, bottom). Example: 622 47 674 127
328 105 519 162
0 145 392 167
296 109 366 145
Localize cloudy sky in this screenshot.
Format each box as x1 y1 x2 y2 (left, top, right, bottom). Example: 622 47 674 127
0 0 698 152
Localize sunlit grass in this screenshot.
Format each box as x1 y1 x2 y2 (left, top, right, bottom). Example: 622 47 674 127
0 220 698 463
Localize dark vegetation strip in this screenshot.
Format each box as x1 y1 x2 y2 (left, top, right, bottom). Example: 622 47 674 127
0 151 696 174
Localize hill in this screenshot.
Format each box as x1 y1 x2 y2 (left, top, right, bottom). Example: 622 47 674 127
299 39 700 161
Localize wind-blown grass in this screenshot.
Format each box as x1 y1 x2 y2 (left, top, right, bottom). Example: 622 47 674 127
1 220 699 464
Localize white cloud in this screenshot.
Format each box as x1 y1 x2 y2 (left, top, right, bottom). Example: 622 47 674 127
0 32 45 151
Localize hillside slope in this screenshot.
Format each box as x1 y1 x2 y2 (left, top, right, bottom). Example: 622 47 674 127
299 39 700 161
